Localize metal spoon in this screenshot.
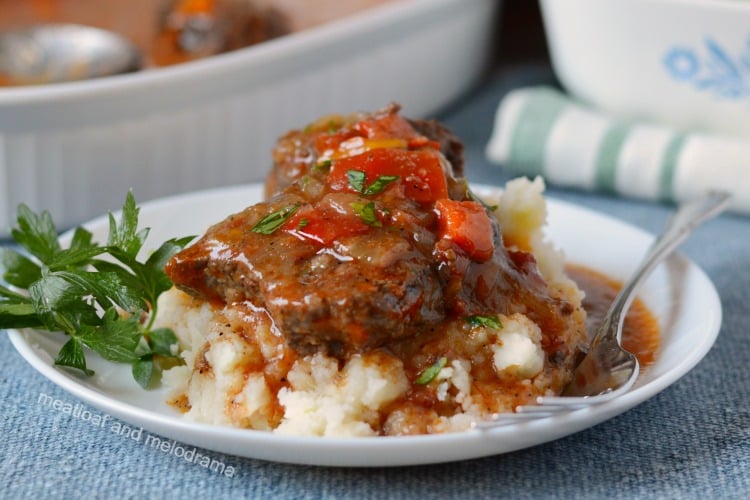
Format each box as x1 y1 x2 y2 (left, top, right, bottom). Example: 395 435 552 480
0 23 141 86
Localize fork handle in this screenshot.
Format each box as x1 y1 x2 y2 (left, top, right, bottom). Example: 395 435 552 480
594 190 731 346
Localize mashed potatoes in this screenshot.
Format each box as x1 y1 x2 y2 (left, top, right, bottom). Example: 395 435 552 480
155 177 586 436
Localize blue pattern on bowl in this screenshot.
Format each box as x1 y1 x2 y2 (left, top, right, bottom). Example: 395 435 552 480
664 37 750 99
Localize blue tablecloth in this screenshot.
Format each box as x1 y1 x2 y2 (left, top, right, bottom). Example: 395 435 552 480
3 65 749 498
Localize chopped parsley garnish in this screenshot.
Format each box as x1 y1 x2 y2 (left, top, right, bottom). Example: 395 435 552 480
313 160 332 173
250 205 300 235
365 175 400 195
347 170 366 193
347 169 400 196
415 357 448 385
297 218 310 230
0 191 193 388
465 314 502 329
351 201 382 227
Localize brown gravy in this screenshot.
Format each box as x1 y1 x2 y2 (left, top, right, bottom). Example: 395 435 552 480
566 264 660 366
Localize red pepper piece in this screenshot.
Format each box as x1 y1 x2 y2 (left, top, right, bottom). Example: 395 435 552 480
435 199 495 262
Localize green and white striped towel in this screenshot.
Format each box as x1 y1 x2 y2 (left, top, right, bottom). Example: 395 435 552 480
486 86 749 215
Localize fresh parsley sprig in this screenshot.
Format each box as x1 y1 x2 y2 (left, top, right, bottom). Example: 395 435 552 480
0 191 193 388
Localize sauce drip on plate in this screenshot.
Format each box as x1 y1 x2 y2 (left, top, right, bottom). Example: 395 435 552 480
566 264 660 366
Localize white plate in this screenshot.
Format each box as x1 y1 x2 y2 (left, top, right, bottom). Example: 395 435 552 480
9 184 722 467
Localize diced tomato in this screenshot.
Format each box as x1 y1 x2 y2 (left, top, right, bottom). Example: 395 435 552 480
282 204 372 246
435 199 495 262
328 148 449 204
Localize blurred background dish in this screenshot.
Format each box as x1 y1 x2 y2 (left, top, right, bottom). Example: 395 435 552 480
0 0 370 75
0 24 142 86
540 0 750 138
0 0 499 236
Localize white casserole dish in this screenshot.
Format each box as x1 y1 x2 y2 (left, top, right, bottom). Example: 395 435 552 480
540 0 750 138
0 0 500 236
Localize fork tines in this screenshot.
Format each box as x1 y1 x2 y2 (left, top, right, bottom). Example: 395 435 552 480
472 390 620 429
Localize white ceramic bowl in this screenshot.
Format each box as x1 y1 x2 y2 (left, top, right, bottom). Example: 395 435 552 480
540 0 750 138
0 0 499 236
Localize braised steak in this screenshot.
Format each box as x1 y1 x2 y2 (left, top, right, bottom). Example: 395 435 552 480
166 105 574 358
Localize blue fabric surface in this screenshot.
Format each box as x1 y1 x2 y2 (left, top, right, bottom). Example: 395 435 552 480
2 64 749 499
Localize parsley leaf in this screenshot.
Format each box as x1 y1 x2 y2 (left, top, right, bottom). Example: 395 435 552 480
313 160 332 173
107 191 148 259
55 337 93 376
147 328 180 357
132 357 155 389
77 309 141 364
415 357 448 385
0 247 42 288
29 271 101 332
364 175 399 196
346 170 400 196
0 301 43 329
351 201 382 227
347 170 366 193
250 205 300 235
0 191 192 388
10 204 61 263
465 314 502 329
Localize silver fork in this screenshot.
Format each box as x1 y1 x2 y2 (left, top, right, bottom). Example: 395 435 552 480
475 190 731 428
